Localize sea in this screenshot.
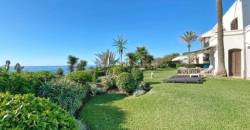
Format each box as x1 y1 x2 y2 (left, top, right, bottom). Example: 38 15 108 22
8 65 94 74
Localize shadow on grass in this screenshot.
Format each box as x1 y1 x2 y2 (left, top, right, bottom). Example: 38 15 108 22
80 94 128 130
147 81 161 85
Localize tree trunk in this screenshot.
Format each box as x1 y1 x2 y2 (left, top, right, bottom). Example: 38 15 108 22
215 0 227 76
188 45 191 65
120 53 123 65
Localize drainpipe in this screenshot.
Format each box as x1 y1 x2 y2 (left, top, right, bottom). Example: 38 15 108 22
241 1 247 79
243 29 247 79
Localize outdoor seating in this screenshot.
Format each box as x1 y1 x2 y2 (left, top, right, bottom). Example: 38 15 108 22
165 75 203 83
164 67 204 83
177 68 202 77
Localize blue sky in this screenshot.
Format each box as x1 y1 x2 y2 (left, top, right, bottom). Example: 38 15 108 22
0 0 234 66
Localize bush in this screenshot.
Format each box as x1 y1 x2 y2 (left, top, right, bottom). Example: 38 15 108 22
55 68 64 77
0 71 55 95
0 72 11 92
38 79 89 115
85 69 99 82
89 83 108 96
108 65 127 76
19 71 55 82
99 75 116 88
0 93 79 130
116 72 136 93
66 71 92 83
131 68 144 84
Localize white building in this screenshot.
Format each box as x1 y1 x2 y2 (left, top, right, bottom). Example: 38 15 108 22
200 0 250 78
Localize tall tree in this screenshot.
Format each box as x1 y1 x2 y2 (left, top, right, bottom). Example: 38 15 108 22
14 63 23 73
215 0 227 76
126 53 137 67
113 36 127 65
67 55 79 72
135 47 149 67
145 55 154 67
180 31 198 64
77 60 87 71
5 60 11 72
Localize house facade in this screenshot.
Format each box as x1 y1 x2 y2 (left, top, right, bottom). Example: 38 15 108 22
200 0 250 78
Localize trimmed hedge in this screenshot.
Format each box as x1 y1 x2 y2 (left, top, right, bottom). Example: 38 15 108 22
116 72 136 93
66 71 93 83
0 71 55 95
0 93 79 130
38 79 89 116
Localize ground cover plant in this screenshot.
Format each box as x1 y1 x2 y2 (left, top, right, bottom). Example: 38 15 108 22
38 78 89 116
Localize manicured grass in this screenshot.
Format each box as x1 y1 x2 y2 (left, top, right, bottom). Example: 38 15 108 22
80 69 250 130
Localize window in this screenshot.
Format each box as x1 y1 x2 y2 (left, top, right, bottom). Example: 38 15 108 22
231 18 238 30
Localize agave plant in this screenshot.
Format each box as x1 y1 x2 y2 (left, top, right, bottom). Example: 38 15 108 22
95 50 118 68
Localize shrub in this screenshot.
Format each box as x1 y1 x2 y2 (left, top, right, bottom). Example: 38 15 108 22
131 68 144 84
12 71 54 82
85 69 99 82
116 72 136 93
38 79 89 115
89 83 108 96
7 74 35 94
99 75 116 88
0 71 55 95
108 65 127 76
66 71 92 83
0 93 79 130
55 68 64 77
0 72 9 91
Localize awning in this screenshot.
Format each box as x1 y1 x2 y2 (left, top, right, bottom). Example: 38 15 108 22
182 47 215 56
172 55 188 62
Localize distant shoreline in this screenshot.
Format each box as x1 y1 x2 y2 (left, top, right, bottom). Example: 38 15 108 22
7 65 95 73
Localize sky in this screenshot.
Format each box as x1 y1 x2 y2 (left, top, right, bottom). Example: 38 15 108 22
0 0 235 66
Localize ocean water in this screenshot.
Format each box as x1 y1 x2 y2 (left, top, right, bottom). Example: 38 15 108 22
8 66 94 74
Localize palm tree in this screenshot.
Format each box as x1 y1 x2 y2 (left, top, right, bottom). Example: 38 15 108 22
113 36 127 65
180 32 198 64
126 53 137 67
5 60 11 72
67 55 79 72
76 60 87 71
215 0 227 76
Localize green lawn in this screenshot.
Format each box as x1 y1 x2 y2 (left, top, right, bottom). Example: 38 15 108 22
80 69 250 130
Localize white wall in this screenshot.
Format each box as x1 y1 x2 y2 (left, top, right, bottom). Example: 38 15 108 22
212 31 245 77
223 31 245 77
222 0 244 31
246 26 250 77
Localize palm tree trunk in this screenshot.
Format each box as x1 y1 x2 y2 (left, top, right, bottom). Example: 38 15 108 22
188 45 191 65
216 0 227 76
120 53 123 65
